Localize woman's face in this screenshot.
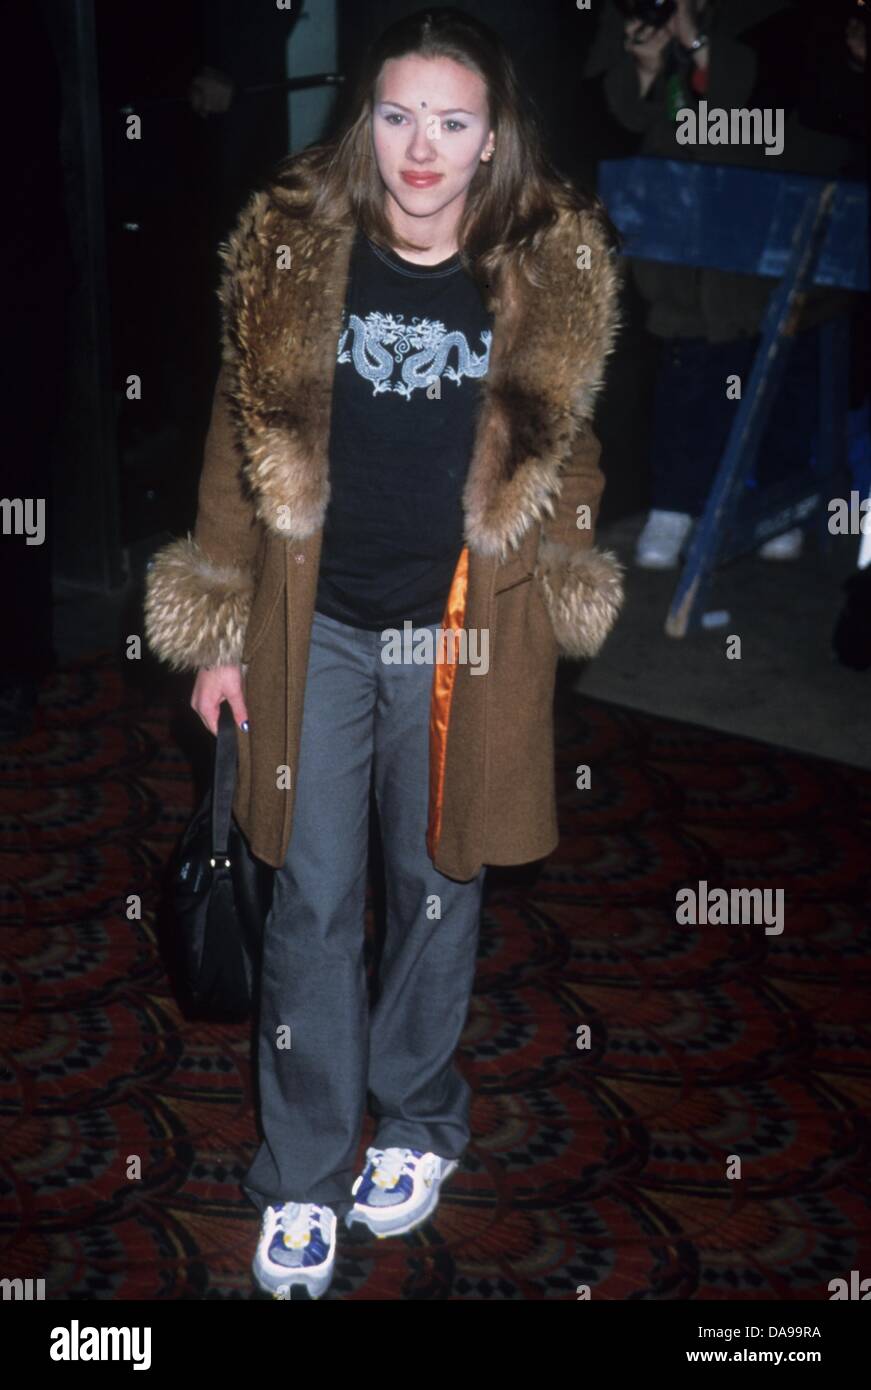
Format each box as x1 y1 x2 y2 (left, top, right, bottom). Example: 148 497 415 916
372 54 494 226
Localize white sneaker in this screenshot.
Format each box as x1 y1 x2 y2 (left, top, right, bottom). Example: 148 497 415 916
635 510 694 569
345 1146 459 1238
252 1202 337 1299
757 527 804 560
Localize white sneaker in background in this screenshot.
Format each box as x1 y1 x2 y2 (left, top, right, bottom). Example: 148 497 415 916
757 527 804 561
634 510 694 569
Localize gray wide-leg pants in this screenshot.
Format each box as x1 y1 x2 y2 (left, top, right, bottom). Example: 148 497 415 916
242 610 486 1223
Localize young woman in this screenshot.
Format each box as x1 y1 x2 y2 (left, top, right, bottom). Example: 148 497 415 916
145 6 623 1299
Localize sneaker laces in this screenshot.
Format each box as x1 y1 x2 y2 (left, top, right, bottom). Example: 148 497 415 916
367 1146 415 1189
277 1202 322 1248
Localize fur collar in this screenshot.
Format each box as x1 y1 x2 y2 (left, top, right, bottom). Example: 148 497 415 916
217 165 620 562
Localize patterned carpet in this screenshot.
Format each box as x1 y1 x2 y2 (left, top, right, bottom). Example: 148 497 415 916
1 653 869 1300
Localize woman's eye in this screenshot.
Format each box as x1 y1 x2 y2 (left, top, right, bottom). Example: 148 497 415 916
381 112 467 132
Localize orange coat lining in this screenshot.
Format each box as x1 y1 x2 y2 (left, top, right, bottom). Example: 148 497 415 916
426 546 469 861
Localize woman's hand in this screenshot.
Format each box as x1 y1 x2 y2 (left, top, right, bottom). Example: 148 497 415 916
191 664 249 736
624 16 674 95
672 0 703 52
673 0 710 70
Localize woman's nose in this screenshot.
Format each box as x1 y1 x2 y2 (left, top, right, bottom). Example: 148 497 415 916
406 121 437 162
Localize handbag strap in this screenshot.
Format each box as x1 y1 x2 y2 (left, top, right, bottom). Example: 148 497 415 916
211 703 239 859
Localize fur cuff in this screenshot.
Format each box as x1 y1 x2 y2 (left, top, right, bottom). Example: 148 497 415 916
534 541 624 659
144 536 253 672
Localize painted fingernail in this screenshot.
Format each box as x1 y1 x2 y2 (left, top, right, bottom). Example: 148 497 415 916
241 720 249 732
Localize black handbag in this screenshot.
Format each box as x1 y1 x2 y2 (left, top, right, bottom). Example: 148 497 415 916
172 703 274 1018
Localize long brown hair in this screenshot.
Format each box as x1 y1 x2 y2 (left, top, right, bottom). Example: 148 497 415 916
270 5 620 295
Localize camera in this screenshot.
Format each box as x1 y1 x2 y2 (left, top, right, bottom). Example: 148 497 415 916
614 0 678 30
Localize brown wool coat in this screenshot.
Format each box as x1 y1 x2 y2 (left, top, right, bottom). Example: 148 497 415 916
144 162 625 880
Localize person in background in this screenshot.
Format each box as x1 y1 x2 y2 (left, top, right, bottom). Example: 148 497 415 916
586 0 865 569
188 0 298 242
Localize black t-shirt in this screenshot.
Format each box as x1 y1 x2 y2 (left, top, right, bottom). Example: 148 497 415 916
315 228 494 630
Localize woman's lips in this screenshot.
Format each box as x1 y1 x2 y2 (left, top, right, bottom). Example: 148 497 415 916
400 171 444 188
